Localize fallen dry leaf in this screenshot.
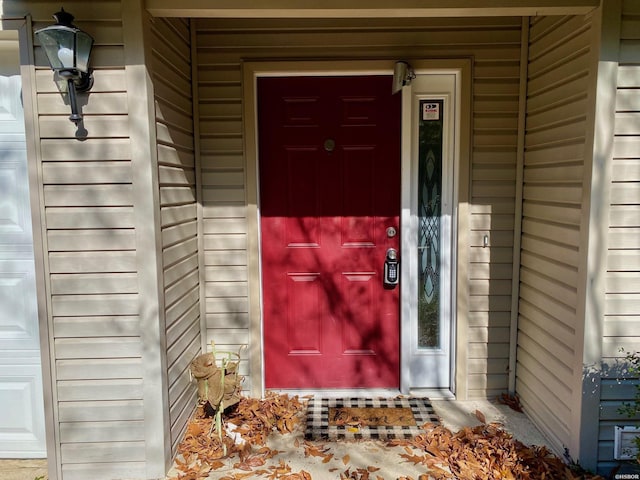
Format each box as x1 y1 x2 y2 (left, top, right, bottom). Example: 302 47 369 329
233 453 266 470
474 409 486 424
342 454 350 465
219 473 255 480
266 459 293 479
497 393 524 412
399 450 428 465
303 441 331 459
280 471 312 480
339 466 381 480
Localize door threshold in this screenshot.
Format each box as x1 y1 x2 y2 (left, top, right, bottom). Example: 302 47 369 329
268 388 404 399
409 388 455 400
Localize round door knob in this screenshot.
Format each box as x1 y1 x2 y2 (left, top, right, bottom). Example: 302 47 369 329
323 138 336 152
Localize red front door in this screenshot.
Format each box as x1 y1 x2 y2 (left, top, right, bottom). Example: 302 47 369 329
259 76 401 388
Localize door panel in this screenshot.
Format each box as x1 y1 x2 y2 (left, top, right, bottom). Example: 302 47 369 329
341 272 376 353
342 147 376 245
0 35 46 457
287 273 322 354
0 259 39 351
0 362 46 455
284 147 322 246
259 76 401 388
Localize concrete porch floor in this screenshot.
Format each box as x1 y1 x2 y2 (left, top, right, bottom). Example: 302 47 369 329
431 398 554 451
0 398 554 480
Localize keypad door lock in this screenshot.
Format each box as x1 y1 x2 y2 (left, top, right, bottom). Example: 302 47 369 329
383 248 399 287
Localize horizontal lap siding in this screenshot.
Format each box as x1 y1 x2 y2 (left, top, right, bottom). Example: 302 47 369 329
32 2 145 479
150 17 200 456
469 24 520 398
516 14 592 456
599 0 640 473
196 20 249 390
195 17 522 397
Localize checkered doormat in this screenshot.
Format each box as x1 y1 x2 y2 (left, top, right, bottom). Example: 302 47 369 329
305 397 439 440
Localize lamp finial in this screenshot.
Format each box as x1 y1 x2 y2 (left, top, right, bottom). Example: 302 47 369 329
53 7 75 27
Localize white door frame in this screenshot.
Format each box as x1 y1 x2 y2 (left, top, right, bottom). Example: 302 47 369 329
243 60 471 398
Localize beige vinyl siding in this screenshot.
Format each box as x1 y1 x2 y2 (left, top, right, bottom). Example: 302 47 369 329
195 17 522 397
516 14 593 456
31 2 146 479
150 17 200 456
195 34 249 389
197 53 250 388
468 24 520 399
598 0 640 473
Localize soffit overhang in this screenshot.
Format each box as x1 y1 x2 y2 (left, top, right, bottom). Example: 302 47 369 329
146 0 599 18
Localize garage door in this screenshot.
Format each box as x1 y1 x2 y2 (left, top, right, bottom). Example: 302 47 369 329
0 31 46 458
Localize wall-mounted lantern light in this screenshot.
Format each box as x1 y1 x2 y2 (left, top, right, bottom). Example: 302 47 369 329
392 61 415 95
35 8 94 124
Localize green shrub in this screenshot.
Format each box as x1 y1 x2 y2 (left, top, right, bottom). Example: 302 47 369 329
618 349 640 463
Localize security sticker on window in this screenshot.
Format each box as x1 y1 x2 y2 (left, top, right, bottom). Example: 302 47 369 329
422 102 440 121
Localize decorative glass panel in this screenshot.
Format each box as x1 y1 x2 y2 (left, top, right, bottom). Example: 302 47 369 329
417 100 443 348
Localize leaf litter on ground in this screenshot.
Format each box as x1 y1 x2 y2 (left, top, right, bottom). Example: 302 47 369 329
170 394 607 480
390 416 607 480
169 392 306 479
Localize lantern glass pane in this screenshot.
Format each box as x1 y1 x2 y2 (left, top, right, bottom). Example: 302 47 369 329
35 26 76 70
75 32 94 73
